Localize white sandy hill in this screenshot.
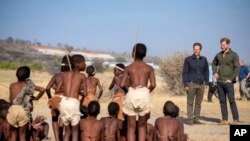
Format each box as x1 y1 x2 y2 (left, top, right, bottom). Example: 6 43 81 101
33 46 115 60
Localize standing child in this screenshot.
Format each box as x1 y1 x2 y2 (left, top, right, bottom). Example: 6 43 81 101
55 54 87 141
46 55 72 141
7 66 45 141
109 63 126 120
120 43 156 141
82 65 103 106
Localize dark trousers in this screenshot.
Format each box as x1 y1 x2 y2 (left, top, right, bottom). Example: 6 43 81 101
207 82 217 101
217 82 239 121
187 83 204 120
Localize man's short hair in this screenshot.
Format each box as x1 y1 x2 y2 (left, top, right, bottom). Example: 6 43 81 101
132 43 147 60
16 66 30 81
193 42 202 50
88 101 100 117
86 65 96 76
108 102 119 116
163 101 179 118
220 37 230 44
61 55 72 72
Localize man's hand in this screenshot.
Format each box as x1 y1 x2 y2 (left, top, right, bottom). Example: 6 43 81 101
205 85 208 89
213 73 219 81
225 79 232 83
185 87 189 94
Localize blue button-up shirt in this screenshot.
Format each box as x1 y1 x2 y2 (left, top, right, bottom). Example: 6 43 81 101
239 65 249 81
182 54 209 87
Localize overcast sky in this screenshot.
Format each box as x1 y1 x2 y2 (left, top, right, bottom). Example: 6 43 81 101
0 0 249 63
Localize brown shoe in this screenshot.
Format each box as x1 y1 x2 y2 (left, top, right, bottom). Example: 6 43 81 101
231 120 240 125
194 119 203 124
218 120 228 125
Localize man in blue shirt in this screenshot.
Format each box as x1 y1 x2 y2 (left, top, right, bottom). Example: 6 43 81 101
183 42 209 125
239 60 250 100
207 65 218 102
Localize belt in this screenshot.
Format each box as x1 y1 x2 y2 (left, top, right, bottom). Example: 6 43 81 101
190 81 204 85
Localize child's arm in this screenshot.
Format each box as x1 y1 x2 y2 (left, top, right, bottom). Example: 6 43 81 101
148 67 156 92
97 79 103 99
45 76 56 99
34 86 45 100
108 77 115 90
120 68 128 92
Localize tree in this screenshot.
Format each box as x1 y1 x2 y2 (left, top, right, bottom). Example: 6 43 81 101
160 51 188 95
115 57 126 63
92 58 105 73
6 37 14 44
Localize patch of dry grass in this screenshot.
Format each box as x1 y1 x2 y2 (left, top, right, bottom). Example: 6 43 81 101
1 70 250 141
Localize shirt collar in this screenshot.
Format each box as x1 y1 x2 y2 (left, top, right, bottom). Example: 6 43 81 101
192 54 202 59
220 48 232 54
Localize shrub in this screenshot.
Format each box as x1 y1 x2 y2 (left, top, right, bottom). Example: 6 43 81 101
160 51 188 95
92 58 105 73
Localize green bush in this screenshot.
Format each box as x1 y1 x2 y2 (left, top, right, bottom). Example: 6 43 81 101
0 61 43 71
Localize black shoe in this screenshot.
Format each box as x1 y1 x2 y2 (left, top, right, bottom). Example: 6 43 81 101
247 98 250 101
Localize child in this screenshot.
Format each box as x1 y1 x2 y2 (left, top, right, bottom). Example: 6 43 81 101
7 66 45 141
120 43 156 141
0 99 10 140
56 54 87 141
154 101 187 141
82 65 103 106
100 102 120 141
109 63 126 120
31 115 49 141
46 55 72 141
79 101 104 141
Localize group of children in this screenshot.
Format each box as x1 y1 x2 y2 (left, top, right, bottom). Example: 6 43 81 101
0 43 187 141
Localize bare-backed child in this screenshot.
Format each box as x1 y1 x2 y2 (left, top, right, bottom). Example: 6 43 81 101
109 63 126 120
79 101 104 141
7 66 45 141
52 54 87 141
154 101 187 141
31 115 49 141
100 102 120 141
82 65 103 106
120 43 156 141
0 99 11 141
46 55 72 141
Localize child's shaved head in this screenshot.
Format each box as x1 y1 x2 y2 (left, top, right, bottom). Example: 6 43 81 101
163 101 179 118
108 102 119 116
86 65 96 76
132 43 147 60
88 101 100 117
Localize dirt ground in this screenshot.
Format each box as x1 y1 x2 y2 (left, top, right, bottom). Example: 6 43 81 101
1 70 250 141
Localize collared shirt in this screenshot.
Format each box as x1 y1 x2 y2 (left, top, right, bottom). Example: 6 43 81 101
209 65 213 82
182 54 209 87
212 48 239 83
239 65 249 81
